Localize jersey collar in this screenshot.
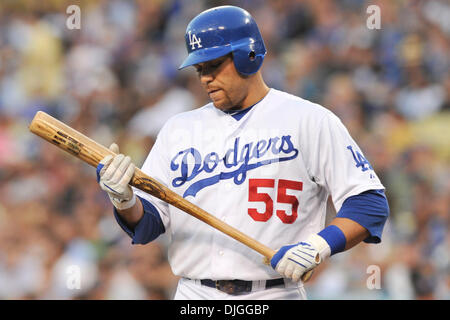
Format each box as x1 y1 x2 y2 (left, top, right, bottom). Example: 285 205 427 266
221 89 271 121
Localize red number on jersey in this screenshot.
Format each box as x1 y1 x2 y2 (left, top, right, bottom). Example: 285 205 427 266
248 179 302 224
248 179 275 222
276 179 303 224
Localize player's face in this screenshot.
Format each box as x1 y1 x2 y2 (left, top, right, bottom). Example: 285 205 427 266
194 55 251 111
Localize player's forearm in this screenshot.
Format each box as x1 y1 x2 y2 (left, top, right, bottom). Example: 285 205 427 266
116 196 144 229
317 189 389 255
328 217 369 250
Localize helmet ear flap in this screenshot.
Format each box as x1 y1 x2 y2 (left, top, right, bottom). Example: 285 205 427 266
231 40 266 76
233 50 264 76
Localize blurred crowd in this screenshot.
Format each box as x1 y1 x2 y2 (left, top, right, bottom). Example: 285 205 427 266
0 0 448 300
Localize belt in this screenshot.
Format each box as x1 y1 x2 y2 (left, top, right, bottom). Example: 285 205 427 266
200 278 285 295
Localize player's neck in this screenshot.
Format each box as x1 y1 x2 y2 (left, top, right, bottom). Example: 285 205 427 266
234 73 270 111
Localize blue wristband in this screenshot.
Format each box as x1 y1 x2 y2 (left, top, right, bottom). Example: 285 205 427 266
318 225 346 256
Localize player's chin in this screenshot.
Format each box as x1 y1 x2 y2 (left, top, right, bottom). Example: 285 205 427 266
209 90 234 111
211 98 231 111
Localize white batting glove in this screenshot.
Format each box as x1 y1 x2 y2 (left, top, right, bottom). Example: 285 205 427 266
96 143 136 210
270 234 331 282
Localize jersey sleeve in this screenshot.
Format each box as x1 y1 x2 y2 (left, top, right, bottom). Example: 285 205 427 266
113 196 165 244
336 189 389 243
132 129 171 230
305 111 385 212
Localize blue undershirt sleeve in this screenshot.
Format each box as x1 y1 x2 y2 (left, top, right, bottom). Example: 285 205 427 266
113 196 165 245
336 189 389 243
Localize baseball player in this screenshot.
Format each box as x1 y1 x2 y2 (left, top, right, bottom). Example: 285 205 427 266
96 5 389 300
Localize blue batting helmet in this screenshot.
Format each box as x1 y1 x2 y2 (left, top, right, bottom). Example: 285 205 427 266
178 5 266 76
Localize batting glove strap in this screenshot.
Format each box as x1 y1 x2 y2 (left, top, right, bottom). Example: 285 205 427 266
305 233 332 261
109 192 136 211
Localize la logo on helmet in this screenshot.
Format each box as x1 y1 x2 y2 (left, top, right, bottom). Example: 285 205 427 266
188 31 202 50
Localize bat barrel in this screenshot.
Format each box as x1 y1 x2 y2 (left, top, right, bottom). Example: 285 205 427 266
29 111 113 168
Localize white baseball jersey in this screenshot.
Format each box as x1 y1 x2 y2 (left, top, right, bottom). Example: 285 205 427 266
133 88 384 280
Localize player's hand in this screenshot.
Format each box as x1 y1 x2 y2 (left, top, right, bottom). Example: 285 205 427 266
96 143 136 210
270 234 329 282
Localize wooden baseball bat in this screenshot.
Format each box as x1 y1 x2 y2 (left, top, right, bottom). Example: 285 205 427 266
29 111 313 282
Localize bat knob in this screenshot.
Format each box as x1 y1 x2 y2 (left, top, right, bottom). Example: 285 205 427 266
301 269 314 282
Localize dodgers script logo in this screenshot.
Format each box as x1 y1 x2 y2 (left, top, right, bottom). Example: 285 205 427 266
170 135 299 197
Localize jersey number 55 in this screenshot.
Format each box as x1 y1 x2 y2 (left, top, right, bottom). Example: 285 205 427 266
248 179 303 224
